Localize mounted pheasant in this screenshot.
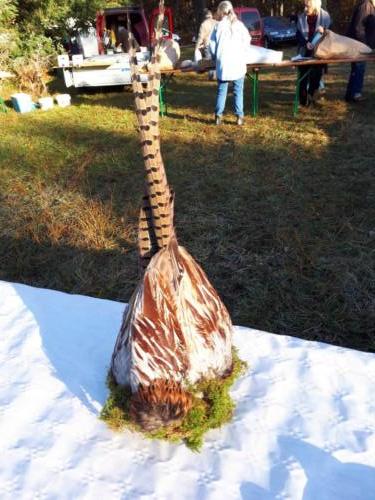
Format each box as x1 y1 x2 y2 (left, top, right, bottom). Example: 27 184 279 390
102 2 244 448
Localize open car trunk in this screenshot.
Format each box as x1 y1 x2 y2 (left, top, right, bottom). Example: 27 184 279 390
57 6 173 88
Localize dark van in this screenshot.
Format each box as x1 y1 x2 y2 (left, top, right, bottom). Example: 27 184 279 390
234 7 264 46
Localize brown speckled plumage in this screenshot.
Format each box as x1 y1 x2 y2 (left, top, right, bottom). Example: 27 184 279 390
111 2 233 431
130 379 193 431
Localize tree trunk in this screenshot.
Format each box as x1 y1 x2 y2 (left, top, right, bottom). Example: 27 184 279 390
193 0 208 33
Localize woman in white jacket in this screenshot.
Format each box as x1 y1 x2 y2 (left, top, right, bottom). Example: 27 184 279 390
209 1 251 125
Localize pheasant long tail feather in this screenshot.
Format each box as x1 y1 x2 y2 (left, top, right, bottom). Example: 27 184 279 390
128 3 174 268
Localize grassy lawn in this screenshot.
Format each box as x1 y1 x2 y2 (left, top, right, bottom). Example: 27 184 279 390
0 59 374 352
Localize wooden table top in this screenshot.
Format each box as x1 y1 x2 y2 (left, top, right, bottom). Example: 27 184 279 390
162 54 375 75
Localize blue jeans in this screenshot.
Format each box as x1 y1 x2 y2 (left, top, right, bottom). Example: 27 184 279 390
215 77 245 117
346 62 366 99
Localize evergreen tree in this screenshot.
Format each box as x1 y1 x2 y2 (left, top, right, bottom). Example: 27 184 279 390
0 0 19 67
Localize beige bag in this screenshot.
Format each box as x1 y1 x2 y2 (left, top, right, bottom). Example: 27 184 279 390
314 30 372 59
157 39 181 70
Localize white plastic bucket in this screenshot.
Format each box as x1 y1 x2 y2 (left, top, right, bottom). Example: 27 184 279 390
11 93 34 113
55 94 71 107
38 96 54 110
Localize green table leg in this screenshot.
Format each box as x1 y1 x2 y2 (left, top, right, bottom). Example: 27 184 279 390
246 69 260 117
0 96 7 113
159 74 173 117
252 69 259 116
159 80 166 117
293 67 312 117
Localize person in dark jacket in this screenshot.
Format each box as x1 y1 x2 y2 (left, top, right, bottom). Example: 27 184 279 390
345 0 375 102
116 25 140 53
296 0 331 106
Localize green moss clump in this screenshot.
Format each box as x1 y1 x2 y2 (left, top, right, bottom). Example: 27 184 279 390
100 350 247 451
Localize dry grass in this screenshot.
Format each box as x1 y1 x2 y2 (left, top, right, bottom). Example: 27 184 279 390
12 53 53 97
0 58 374 351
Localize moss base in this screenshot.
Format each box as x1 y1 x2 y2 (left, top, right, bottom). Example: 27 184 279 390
100 350 247 451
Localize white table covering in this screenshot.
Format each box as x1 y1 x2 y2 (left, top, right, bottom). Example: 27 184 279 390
0 281 374 499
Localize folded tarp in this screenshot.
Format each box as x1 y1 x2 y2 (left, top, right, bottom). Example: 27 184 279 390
246 45 283 64
315 30 372 59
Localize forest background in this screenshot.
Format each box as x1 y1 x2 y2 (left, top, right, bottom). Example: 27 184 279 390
0 0 365 73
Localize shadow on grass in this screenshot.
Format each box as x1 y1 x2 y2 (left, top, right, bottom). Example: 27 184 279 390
48 68 329 121
0 235 139 302
163 111 214 124
1 69 375 352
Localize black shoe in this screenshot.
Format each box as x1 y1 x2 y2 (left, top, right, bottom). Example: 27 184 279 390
300 90 308 107
307 94 315 106
236 116 244 126
215 115 222 125
345 94 366 103
353 94 366 102
300 95 314 108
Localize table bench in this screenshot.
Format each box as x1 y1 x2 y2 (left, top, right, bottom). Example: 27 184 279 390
160 55 375 118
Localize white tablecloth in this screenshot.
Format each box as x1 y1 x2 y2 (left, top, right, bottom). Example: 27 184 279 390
1 281 374 499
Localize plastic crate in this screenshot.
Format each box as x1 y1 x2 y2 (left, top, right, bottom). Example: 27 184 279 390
11 93 35 113
38 96 54 110
55 94 71 107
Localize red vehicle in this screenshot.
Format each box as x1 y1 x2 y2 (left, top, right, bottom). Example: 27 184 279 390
96 6 174 54
234 7 264 47
58 6 174 89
